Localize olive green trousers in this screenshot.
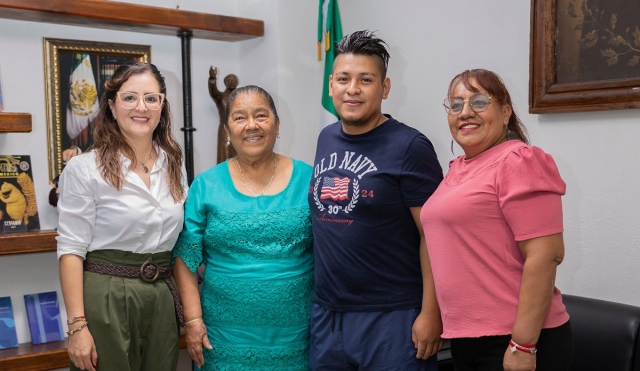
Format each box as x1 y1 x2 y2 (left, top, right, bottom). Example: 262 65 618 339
69 250 179 371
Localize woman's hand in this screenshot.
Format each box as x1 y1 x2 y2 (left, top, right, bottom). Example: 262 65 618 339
411 311 443 359
68 327 98 371
503 347 536 371
185 320 212 368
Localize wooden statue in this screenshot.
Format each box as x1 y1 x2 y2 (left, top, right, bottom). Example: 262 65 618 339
208 66 238 164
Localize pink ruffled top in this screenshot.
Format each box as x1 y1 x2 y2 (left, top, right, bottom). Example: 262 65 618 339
421 140 570 339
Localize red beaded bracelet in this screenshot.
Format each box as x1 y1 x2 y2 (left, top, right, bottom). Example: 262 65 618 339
509 339 537 355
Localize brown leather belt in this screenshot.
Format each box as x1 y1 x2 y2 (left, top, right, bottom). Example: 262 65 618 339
84 260 185 326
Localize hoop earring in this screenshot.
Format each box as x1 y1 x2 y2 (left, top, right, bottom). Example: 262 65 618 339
450 139 455 156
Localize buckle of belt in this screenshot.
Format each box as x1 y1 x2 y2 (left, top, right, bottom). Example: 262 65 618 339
140 261 161 283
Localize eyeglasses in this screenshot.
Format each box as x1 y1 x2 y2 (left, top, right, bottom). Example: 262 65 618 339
117 92 165 110
443 94 494 115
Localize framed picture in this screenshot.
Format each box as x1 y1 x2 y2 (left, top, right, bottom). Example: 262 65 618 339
529 0 640 113
43 38 151 184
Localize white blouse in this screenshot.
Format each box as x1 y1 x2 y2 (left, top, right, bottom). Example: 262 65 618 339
56 148 187 259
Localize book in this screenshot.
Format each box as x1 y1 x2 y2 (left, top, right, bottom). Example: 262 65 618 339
24 292 64 345
0 155 40 233
0 297 18 349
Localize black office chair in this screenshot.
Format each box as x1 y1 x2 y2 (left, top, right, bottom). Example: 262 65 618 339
563 294 640 371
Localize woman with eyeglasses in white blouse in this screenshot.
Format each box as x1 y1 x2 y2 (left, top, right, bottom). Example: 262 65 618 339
57 61 187 371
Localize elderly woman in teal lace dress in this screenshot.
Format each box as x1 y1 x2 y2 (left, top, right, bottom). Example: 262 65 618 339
172 85 313 370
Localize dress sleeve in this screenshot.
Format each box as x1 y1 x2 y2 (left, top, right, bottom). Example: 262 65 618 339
171 174 205 272
56 157 96 260
496 145 566 241
400 134 444 207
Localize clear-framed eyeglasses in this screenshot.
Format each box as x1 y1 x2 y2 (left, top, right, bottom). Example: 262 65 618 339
117 92 165 110
443 94 494 115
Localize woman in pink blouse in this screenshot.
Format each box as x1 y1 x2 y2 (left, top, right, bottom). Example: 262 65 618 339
421 69 573 371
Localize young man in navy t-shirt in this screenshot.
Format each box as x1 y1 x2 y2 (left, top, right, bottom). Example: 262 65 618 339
308 30 444 370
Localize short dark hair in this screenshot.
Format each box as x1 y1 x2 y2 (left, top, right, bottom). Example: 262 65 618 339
335 30 390 79
224 85 279 125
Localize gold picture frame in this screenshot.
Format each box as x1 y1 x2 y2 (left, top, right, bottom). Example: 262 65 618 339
43 38 151 184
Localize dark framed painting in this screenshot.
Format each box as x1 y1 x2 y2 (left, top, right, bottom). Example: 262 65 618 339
43 38 151 184
529 0 640 113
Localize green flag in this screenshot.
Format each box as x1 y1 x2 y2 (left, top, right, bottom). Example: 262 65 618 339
318 0 343 128
66 54 99 149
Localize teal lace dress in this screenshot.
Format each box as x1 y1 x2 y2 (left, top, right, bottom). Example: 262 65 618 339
172 159 313 371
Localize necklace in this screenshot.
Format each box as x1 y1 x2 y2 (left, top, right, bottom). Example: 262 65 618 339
139 149 154 174
235 153 277 196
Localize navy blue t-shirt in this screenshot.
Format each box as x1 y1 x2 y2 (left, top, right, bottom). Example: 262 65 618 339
309 115 443 312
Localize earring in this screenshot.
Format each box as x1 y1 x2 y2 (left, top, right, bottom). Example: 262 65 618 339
450 139 455 156
226 138 230 146
506 124 519 140
277 134 280 139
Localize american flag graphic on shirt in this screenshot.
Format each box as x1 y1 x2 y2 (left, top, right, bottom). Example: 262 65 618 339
320 177 350 201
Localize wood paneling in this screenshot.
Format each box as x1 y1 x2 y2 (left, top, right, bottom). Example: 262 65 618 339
0 340 70 371
0 332 187 371
0 0 264 41
0 113 32 133
0 230 58 255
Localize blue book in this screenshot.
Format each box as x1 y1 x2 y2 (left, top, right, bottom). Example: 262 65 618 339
0 297 18 349
24 292 64 345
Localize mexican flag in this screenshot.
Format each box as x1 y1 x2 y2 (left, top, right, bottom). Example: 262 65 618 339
66 54 99 147
318 0 343 128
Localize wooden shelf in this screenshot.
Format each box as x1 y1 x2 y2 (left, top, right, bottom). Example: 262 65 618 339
0 230 58 256
0 339 71 371
0 331 187 371
0 0 264 41
0 112 32 132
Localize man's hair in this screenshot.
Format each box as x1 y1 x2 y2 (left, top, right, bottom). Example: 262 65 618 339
335 30 390 79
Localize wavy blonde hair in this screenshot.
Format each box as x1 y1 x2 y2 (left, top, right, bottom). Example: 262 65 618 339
90 61 185 202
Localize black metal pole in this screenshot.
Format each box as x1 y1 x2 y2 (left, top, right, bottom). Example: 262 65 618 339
178 31 196 185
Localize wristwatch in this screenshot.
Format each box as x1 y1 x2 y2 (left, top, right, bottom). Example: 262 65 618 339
67 316 86 325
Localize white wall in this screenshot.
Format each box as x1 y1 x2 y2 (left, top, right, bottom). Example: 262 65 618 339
239 0 640 308
1 0 639 366
248 0 640 306
0 1 247 369
300 0 639 305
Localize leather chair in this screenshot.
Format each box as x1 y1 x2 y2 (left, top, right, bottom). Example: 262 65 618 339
563 294 640 371
437 339 454 371
437 295 640 371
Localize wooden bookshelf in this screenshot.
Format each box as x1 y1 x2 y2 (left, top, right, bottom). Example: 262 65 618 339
0 0 264 41
0 112 32 133
0 230 58 256
0 331 187 371
0 0 243 368
0 339 71 371
0 229 187 370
